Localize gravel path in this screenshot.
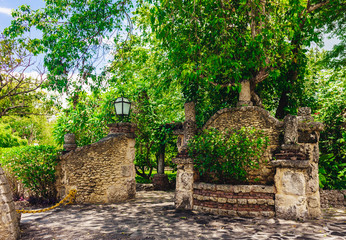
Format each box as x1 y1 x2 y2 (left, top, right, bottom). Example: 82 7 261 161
19 191 346 240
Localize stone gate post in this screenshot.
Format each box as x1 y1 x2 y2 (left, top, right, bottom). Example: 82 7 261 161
272 107 323 220
173 101 197 209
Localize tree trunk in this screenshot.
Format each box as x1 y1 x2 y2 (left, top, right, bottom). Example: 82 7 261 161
237 80 253 107
275 90 290 119
157 141 165 175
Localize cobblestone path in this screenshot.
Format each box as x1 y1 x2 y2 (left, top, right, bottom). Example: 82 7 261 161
19 191 346 239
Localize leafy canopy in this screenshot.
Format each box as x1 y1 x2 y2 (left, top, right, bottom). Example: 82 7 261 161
5 0 133 93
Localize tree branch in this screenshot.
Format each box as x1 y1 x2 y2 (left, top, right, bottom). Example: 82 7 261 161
307 1 330 13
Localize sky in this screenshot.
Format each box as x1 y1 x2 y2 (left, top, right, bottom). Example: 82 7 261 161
0 0 45 32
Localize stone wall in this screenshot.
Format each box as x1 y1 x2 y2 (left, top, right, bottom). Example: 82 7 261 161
174 105 323 220
56 127 136 204
320 190 346 208
202 106 284 184
0 166 19 240
193 182 275 218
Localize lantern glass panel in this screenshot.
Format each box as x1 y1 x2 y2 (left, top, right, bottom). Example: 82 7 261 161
123 102 130 115
114 97 131 116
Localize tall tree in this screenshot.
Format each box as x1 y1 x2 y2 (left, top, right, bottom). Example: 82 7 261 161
0 37 48 118
4 0 133 93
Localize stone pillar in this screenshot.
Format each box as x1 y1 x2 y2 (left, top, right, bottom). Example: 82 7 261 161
107 122 136 136
0 166 20 240
172 157 194 209
272 107 323 220
237 80 253 107
283 115 298 146
63 133 77 152
172 102 197 209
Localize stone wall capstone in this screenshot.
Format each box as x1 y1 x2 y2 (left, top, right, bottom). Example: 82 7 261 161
0 165 20 240
56 126 136 204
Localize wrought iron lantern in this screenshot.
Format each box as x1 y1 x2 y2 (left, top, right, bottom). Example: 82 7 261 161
114 97 131 117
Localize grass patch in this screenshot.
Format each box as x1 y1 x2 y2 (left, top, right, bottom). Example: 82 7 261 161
135 170 176 184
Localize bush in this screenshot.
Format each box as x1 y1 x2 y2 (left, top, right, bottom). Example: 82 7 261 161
0 145 60 203
189 127 269 184
0 123 27 148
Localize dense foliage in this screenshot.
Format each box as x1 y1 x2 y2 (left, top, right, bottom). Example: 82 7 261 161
2 0 344 190
1 115 55 145
189 127 269 184
4 0 133 93
0 145 60 202
0 123 28 148
304 51 346 189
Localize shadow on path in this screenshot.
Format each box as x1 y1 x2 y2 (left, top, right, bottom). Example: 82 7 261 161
19 191 346 240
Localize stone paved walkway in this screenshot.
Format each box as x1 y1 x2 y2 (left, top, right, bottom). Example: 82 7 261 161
19 191 346 239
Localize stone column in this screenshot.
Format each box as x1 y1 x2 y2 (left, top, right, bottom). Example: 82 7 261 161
237 80 253 107
172 157 194 209
0 166 20 240
272 107 323 220
107 122 136 137
172 101 197 209
63 133 77 153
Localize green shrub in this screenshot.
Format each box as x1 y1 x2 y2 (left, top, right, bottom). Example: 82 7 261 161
188 127 269 184
0 145 60 202
319 153 346 190
0 123 27 148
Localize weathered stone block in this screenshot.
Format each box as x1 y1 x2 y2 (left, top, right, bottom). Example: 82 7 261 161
283 115 298 145
282 171 306 196
307 196 320 208
216 184 233 192
219 209 229 216
218 198 227 203
248 211 260 218
238 199 247 205
261 211 275 218
227 198 237 204
275 194 307 220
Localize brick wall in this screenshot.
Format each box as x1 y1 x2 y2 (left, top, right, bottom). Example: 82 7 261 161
193 182 275 218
